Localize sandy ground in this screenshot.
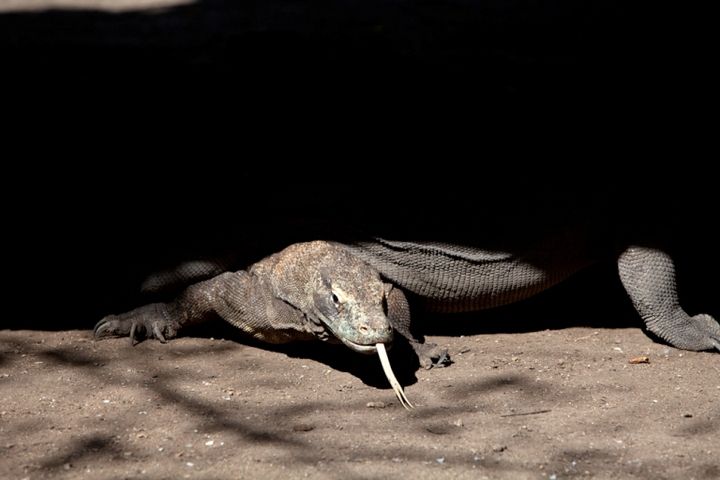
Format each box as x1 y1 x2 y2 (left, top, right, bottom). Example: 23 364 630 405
1 325 718 480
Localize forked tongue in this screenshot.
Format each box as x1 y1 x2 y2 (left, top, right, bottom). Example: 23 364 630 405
375 343 413 409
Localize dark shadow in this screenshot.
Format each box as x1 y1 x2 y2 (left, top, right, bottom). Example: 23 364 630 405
150 381 307 446
549 448 720 480
40 435 119 470
195 321 422 388
675 408 720 437
11 175 718 331
446 372 564 403
41 345 106 367
1 0 677 100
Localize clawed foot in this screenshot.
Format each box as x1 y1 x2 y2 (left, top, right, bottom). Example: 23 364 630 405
666 313 720 353
410 341 452 369
687 314 720 352
697 314 720 352
94 303 179 345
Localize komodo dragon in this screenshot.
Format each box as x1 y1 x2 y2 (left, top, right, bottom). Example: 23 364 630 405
95 237 720 408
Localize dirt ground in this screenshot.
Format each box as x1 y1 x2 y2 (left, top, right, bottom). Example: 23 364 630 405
1 324 718 480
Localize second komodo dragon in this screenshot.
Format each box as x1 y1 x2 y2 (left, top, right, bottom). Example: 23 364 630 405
95 238 720 407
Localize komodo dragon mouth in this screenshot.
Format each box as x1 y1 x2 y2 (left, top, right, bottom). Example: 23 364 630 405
338 338 380 354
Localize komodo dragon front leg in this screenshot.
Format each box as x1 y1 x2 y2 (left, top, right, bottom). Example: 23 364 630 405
94 270 324 346
95 241 433 408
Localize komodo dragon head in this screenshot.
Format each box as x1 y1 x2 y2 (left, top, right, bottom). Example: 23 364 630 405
271 241 412 408
271 241 394 351
312 262 394 354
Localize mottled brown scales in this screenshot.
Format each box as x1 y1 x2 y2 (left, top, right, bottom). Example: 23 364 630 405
96 238 719 380
96 241 446 368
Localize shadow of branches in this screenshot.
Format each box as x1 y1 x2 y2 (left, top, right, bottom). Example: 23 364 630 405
2 327 719 479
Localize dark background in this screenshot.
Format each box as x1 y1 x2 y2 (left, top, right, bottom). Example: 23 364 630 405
1 0 712 112
2 1 715 332
9 177 717 334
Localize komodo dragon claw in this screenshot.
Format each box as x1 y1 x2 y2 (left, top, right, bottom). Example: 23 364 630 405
94 303 178 346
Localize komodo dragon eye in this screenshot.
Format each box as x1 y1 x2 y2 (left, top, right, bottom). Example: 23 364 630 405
331 293 340 305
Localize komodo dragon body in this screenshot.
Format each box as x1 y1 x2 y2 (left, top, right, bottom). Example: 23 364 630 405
95 235 720 405
345 236 720 353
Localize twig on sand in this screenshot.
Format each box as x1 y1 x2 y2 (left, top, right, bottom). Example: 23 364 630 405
500 409 552 417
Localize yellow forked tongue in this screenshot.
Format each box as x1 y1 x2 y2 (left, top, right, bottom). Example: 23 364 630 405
375 343 414 409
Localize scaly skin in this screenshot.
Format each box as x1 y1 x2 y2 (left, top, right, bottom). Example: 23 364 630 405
97 237 719 373
346 238 719 353
96 241 396 352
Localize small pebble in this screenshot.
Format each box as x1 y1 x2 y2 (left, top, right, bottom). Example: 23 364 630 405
683 413 693 418
366 402 387 409
436 457 445 464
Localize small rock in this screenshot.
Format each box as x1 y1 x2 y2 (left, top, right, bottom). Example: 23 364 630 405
63 463 72 470
628 356 650 364
492 445 507 453
683 413 693 418
366 402 387 409
452 418 463 427
436 457 445 464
